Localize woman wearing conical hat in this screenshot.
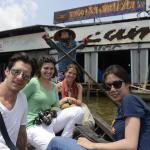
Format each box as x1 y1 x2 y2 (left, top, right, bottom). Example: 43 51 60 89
53 28 77 82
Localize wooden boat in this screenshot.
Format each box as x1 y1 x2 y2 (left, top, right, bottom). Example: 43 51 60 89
131 90 150 101
91 113 114 142
73 113 114 142
54 112 114 143
130 85 150 101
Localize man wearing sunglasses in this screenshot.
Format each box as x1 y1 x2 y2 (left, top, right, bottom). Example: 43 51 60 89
0 52 34 150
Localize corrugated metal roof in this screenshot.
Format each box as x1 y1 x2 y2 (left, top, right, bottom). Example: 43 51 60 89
0 25 62 38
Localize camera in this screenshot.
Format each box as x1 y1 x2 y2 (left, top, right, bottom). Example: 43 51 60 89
33 109 57 126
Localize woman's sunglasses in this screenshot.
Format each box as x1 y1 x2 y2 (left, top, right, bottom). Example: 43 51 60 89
103 80 124 91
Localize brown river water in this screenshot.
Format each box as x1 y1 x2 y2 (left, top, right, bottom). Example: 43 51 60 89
84 96 150 125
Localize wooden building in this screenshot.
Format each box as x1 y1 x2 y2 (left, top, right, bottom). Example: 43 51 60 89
0 18 150 85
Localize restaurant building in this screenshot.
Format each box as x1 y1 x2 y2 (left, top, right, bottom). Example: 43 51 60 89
0 17 150 85
0 0 150 84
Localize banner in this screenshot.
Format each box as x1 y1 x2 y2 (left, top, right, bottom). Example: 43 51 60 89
72 19 150 45
146 0 150 11
54 0 145 24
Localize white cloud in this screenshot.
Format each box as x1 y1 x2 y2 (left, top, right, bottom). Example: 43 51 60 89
0 0 38 31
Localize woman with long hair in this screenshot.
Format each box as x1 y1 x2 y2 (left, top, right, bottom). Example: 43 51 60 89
57 63 95 127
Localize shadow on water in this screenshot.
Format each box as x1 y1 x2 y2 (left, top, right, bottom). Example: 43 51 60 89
83 95 150 125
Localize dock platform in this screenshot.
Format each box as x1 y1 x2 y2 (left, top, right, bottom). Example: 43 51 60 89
81 83 104 97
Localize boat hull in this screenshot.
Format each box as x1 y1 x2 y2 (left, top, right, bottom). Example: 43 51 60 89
73 113 114 142
131 90 150 101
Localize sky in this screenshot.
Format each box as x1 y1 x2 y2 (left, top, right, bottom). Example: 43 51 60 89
0 0 146 31
0 0 120 31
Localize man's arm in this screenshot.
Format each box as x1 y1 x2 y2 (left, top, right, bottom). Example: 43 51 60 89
16 125 27 150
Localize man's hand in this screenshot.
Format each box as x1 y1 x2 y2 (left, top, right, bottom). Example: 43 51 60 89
16 125 28 150
41 32 53 40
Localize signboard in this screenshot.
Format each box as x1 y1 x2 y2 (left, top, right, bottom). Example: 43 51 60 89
0 41 3 51
71 19 150 46
54 0 145 24
146 0 150 11
1 19 150 53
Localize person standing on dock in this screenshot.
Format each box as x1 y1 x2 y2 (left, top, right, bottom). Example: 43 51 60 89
53 28 77 82
48 64 150 150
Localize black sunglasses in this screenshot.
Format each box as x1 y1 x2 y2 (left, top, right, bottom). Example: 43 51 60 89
11 68 31 81
103 80 124 91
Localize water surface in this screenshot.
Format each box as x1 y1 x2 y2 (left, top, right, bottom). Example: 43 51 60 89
84 96 150 125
